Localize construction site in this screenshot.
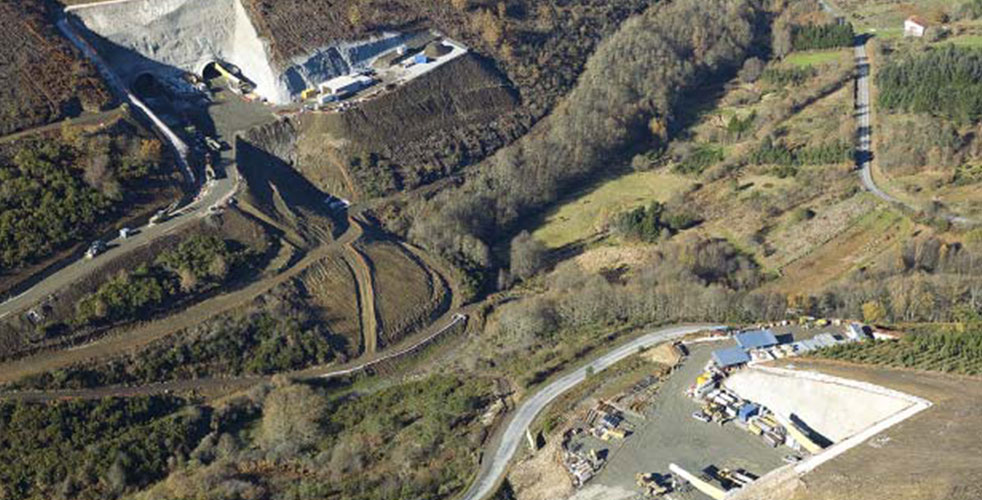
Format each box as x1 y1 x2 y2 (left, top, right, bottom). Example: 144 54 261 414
518 321 932 500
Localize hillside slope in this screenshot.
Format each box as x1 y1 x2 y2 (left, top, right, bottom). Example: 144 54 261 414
0 0 111 135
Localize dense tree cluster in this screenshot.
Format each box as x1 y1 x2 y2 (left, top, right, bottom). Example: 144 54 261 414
140 377 494 500
877 45 982 123
409 0 767 288
761 65 817 86
0 127 164 273
0 396 207 500
799 236 982 324
74 235 247 325
877 114 971 178
791 23 854 51
748 136 853 172
614 201 700 242
674 144 726 174
816 329 982 375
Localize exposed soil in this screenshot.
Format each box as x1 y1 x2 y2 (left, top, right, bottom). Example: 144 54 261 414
747 359 982 500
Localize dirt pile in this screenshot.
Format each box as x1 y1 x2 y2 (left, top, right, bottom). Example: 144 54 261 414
235 118 341 245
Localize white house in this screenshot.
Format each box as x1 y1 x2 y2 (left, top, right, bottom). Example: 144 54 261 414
904 16 928 37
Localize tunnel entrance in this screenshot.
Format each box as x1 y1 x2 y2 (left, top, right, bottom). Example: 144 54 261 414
132 72 164 98
202 61 222 81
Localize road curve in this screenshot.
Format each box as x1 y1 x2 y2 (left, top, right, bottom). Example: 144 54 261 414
0 15 245 318
459 323 721 500
854 39 975 225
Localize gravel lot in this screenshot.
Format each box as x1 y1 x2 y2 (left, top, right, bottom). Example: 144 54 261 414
586 342 785 499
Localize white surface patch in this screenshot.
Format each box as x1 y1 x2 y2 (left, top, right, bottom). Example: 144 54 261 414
724 366 915 442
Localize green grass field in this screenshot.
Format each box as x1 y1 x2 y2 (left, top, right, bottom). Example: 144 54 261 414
785 49 847 67
532 170 694 248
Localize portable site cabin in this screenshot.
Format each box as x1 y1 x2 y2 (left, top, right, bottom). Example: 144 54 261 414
319 74 374 98
738 403 760 423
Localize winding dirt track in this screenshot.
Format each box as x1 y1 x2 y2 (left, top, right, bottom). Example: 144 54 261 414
344 242 380 355
0 215 362 385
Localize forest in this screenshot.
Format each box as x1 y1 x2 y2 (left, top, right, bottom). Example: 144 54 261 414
136 376 495 500
791 22 854 51
877 45 982 124
793 236 982 325
0 125 165 274
408 0 768 289
73 234 249 326
0 396 208 500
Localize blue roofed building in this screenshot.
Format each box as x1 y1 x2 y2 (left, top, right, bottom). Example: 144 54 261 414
735 329 779 349
712 346 751 368
738 403 760 423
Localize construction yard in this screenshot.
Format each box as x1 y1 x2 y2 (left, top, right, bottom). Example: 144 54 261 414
509 320 936 500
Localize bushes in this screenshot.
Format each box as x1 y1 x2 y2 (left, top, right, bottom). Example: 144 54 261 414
748 136 853 171
613 201 700 242
74 234 247 326
791 23 854 51
22 287 345 390
0 396 207 500
877 45 982 124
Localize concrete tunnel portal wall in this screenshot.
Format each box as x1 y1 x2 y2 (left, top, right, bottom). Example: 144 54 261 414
71 0 291 103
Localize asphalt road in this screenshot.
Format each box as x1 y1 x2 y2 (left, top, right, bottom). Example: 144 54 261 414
458 324 720 500
854 39 974 225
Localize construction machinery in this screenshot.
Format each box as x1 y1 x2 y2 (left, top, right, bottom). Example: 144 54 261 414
669 463 726 500
636 473 670 497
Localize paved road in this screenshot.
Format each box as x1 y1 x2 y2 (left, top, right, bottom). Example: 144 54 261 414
854 39 975 225
458 324 720 500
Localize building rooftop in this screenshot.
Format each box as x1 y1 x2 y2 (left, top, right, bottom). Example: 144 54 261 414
712 347 751 368
735 329 779 349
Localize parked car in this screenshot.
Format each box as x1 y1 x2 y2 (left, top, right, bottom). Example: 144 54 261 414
85 240 106 259
119 227 135 239
782 454 802 464
692 411 711 423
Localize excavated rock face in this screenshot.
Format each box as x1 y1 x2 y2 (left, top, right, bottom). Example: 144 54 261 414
72 0 417 103
74 0 288 102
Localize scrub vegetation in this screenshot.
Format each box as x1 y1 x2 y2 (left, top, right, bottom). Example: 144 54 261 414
0 122 171 277
0 396 208 500
816 329 982 375
0 0 112 135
